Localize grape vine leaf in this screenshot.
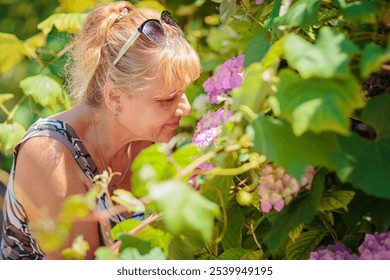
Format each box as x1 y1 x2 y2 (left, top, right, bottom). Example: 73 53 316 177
262 169 326 252
58 0 98 13
148 180 220 242
37 13 87 35
251 115 348 179
20 74 64 111
0 122 26 154
0 33 26 74
270 0 321 29
360 41 390 78
24 33 46 57
268 69 365 136
337 94 390 199
284 27 359 79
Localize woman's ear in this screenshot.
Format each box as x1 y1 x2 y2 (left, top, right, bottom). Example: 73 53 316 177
103 83 122 116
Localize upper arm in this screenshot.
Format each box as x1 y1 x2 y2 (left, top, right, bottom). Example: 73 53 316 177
13 137 99 259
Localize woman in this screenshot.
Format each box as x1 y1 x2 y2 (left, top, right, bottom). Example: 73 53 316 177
0 1 200 259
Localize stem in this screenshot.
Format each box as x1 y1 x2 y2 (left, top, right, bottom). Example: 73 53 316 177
239 105 257 122
250 223 262 252
109 214 161 253
236 2 264 28
6 96 27 122
0 103 10 116
201 159 260 176
39 42 74 73
175 150 216 179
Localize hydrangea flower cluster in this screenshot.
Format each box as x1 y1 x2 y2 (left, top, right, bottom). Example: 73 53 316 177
308 242 358 260
203 55 244 104
358 231 390 260
257 164 316 213
256 0 264 4
192 108 233 148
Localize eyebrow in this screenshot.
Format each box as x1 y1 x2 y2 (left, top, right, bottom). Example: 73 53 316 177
154 91 182 101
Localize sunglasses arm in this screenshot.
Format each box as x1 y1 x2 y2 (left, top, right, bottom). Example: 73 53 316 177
113 31 142 66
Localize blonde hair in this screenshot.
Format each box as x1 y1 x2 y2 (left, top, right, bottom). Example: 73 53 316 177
66 1 200 106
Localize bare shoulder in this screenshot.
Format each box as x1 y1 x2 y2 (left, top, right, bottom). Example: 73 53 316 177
14 136 90 218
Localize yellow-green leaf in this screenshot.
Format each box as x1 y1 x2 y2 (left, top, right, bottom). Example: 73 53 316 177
0 32 26 74
136 1 166 12
20 74 64 110
0 122 26 154
58 0 98 12
319 190 355 212
286 229 327 259
37 13 87 35
24 33 47 57
61 235 90 260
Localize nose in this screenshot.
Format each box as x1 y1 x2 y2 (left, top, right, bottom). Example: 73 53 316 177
175 93 192 116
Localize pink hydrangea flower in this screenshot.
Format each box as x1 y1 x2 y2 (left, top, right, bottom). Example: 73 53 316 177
203 55 245 104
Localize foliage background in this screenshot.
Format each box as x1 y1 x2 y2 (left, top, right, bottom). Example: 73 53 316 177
1 0 390 260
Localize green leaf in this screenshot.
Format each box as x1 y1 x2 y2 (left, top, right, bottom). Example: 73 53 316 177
342 1 382 25
219 0 236 24
111 219 142 240
232 62 273 113
119 235 153 255
61 235 90 260
131 144 177 197
251 115 348 179
217 248 251 260
172 143 201 169
95 247 119 260
20 75 64 111
148 180 220 242
319 190 355 212
337 94 390 199
59 194 93 221
120 247 166 260
0 122 26 154
263 169 326 252
264 0 282 30
284 27 360 79
272 0 321 28
222 203 244 250
111 189 145 213
37 13 87 35
268 70 365 136
244 34 272 68
360 42 390 78
286 229 327 259
0 33 26 74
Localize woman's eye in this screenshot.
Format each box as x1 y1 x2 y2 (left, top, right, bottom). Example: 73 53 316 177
160 98 176 106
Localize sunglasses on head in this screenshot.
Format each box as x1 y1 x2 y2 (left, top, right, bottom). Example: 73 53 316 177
113 10 182 66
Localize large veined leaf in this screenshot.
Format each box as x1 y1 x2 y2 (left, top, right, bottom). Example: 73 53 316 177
337 94 390 199
19 74 64 110
251 115 348 179
318 190 355 212
244 33 272 68
268 70 365 136
148 180 220 242
38 13 87 35
270 0 321 29
0 122 26 154
0 33 26 74
360 41 390 78
262 169 325 252
286 229 327 259
284 27 360 79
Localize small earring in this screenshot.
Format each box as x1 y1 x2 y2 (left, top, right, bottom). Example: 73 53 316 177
114 108 120 116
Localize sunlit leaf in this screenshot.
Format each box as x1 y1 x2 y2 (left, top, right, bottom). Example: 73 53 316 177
0 122 26 154
148 180 220 242
268 70 365 136
251 115 348 178
111 189 145 213
61 235 90 260
271 0 321 28
20 74 64 110
0 32 26 74
337 94 390 199
136 0 166 12
120 247 166 260
58 0 100 12
38 13 87 35
284 27 360 79
24 33 47 57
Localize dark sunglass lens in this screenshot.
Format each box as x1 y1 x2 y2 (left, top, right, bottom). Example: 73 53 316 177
161 10 178 28
142 20 164 42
